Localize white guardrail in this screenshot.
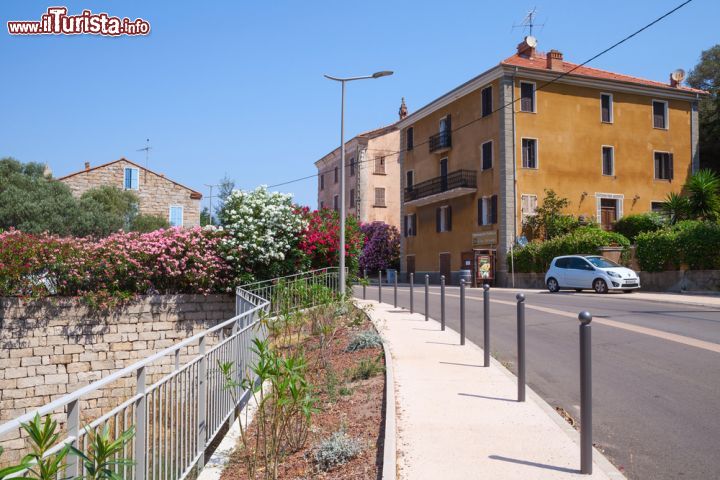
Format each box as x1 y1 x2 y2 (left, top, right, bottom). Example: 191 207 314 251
0 267 340 479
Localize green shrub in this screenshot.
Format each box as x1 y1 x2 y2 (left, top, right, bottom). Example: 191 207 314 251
347 357 384 381
130 214 170 233
313 430 362 471
346 330 382 352
635 221 720 271
509 226 630 273
614 213 665 242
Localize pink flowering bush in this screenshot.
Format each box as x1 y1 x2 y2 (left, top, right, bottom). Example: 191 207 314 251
359 222 400 274
0 227 232 307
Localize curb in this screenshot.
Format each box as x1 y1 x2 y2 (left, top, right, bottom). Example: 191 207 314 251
356 301 397 480
360 298 626 480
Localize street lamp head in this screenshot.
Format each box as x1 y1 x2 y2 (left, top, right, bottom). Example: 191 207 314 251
373 70 394 78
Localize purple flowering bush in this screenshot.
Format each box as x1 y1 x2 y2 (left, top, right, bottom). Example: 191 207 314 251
359 222 400 274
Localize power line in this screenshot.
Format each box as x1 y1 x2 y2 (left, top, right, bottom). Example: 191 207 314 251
268 0 693 190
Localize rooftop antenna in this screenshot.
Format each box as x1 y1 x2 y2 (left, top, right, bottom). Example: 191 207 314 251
137 138 152 168
512 7 545 36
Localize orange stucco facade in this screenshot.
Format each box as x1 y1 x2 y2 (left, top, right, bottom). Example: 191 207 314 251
398 44 702 286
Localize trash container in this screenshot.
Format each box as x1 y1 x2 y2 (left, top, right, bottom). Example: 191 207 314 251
386 269 397 285
459 269 472 285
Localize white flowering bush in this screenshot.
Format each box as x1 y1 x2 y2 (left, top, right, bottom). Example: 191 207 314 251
218 186 308 282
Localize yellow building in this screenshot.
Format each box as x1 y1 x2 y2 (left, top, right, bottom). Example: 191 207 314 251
398 38 705 286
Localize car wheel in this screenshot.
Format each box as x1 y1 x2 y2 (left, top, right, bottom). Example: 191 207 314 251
593 279 608 294
547 278 560 293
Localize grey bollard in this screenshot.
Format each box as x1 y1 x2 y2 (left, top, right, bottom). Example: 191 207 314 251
425 274 429 322
460 280 466 345
579 311 593 475
363 269 367 299
410 273 414 313
394 270 398 307
483 284 490 367
516 293 526 402
440 275 446 331
378 271 382 303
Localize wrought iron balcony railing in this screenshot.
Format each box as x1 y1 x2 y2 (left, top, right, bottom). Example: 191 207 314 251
429 130 452 153
404 169 477 203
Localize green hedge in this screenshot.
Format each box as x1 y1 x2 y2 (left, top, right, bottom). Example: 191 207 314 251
636 221 720 272
613 213 665 243
509 226 630 273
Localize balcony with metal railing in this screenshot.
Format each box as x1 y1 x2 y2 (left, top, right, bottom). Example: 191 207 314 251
428 130 452 153
404 169 477 207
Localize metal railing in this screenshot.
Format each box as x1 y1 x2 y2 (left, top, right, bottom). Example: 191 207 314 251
404 169 477 203
428 130 452 153
0 268 339 479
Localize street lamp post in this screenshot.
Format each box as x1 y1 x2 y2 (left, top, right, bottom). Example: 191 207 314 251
324 70 393 294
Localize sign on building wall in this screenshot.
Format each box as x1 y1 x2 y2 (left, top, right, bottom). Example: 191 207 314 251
472 230 498 247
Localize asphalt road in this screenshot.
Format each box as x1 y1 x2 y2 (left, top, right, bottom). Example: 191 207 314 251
354 283 720 480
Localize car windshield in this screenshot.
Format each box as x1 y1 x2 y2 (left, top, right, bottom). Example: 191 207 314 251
585 256 620 268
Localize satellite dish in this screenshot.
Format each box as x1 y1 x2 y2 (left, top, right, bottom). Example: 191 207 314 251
671 69 686 83
525 35 537 48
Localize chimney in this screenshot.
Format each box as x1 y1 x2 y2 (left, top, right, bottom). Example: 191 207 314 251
516 36 537 58
84 162 90 170
546 49 563 71
398 97 408 120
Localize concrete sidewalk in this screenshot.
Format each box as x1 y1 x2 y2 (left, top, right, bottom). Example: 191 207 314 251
358 299 625 480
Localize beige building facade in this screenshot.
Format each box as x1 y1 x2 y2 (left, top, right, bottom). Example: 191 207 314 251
315 117 402 229
59 158 202 227
397 38 705 286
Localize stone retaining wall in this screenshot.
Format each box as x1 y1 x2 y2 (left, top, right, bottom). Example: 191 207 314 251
0 294 234 465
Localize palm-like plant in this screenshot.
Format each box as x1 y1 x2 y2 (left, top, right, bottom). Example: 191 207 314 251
662 192 690 225
70 424 135 480
685 169 720 220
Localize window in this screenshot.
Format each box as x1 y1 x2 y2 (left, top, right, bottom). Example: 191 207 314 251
350 157 355 176
374 156 386 174
481 141 493 170
349 188 355 208
555 258 569 269
521 138 537 168
654 152 673 180
481 85 493 117
333 195 339 211
169 206 183 227
320 174 324 190
602 146 614 176
407 127 414 151
601 93 613 123
124 167 139 190
320 200 324 209
334 167 338 183
653 100 668 129
406 170 414 190
651 201 664 213
520 82 535 112
477 195 498 225
567 257 593 270
374 187 386 207
521 194 538 221
436 205 452 232
404 214 417 237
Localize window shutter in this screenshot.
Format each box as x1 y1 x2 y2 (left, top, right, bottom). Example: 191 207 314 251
436 208 441 232
447 206 452 231
407 127 414 150
412 214 417 236
669 153 674 180
478 198 483 225
491 195 498 224
446 114 452 133
404 216 408 237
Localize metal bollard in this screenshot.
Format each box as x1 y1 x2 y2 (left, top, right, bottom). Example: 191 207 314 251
460 279 466 345
483 284 490 367
425 274 429 322
516 293 526 402
410 273 414 313
440 275 446 331
394 271 398 308
363 269 367 300
579 311 593 474
378 270 382 303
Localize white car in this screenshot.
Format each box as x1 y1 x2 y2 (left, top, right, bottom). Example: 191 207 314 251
544 255 640 294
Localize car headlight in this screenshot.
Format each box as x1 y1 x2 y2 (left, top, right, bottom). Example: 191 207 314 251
607 271 621 278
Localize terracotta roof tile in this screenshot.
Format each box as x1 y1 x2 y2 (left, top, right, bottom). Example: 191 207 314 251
501 52 707 94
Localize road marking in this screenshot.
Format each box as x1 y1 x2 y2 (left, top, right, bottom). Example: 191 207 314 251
416 291 720 354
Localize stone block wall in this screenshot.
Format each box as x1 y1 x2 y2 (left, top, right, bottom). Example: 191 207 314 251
0 294 234 465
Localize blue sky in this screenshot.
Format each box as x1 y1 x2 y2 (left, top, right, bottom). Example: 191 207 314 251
2 0 718 209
